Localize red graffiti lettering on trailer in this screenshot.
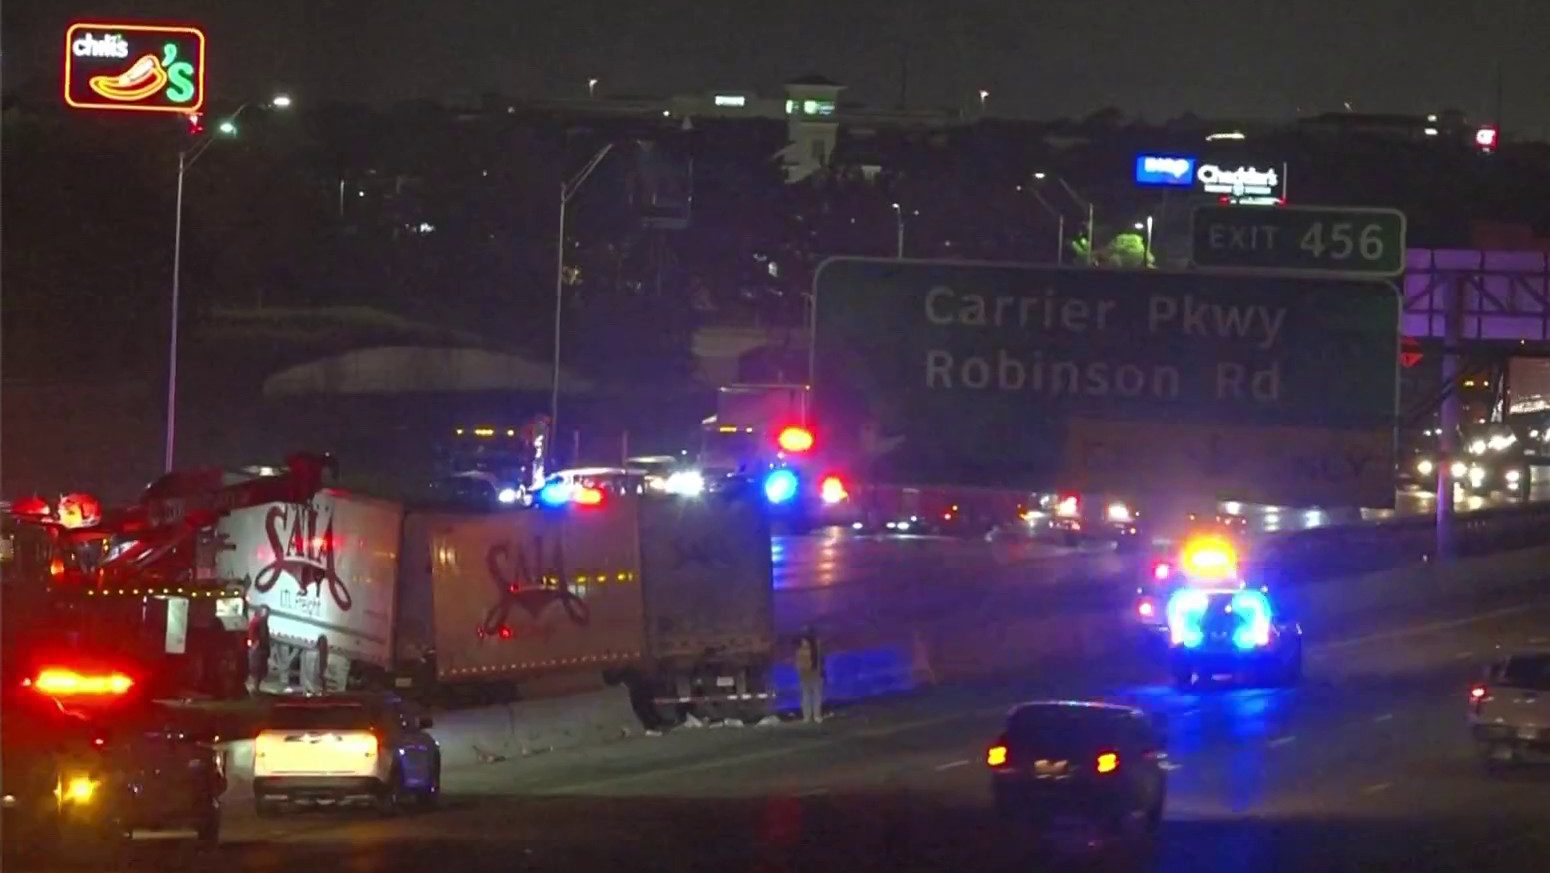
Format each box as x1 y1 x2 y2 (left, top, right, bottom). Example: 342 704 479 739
252 503 352 612
482 536 589 636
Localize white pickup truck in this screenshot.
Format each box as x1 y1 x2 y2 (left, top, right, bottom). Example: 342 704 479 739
1470 651 1550 770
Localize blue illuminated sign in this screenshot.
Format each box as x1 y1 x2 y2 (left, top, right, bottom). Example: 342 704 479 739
1134 154 1196 187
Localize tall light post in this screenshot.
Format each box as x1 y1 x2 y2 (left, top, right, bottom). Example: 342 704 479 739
977 89 989 111
550 143 616 455
1022 182 1065 264
165 94 291 472
1031 172 1095 265
588 77 599 98
890 202 905 258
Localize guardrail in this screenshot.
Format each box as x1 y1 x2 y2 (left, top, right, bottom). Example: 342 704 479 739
1253 500 1550 589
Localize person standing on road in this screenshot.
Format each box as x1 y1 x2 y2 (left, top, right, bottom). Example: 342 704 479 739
796 626 824 724
246 605 272 696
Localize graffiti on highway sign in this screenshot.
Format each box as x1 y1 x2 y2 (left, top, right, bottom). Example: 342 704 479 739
812 258 1400 507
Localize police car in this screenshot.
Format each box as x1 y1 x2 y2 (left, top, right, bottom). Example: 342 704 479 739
1140 534 1303 689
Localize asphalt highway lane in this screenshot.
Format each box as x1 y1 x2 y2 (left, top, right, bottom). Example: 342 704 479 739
68 594 1550 873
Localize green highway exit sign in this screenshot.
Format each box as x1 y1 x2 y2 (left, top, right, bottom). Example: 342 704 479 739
812 258 1400 507
1190 205 1407 278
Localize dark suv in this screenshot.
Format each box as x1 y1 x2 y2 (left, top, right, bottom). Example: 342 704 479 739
986 701 1166 848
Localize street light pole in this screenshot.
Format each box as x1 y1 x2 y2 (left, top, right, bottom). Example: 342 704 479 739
1144 215 1154 266
550 143 615 455
163 96 289 472
165 149 187 473
891 202 904 259
1056 215 1065 265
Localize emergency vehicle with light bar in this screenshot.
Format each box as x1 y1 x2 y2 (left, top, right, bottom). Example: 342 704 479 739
1149 534 1300 688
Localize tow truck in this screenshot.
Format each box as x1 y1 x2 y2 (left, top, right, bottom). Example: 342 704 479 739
2 452 334 699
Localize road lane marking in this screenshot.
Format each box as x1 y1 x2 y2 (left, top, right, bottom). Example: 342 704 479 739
497 600 1550 798
1361 781 1393 794
542 703 1011 794
933 759 971 771
798 787 830 797
1315 602 1548 653
1373 713 1394 723
1267 736 1297 748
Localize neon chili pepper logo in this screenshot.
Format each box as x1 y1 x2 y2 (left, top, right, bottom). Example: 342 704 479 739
64 22 206 114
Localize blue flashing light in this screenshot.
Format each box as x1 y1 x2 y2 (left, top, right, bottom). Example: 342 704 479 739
763 469 799 504
1230 589 1273 650
536 481 572 507
1165 589 1208 649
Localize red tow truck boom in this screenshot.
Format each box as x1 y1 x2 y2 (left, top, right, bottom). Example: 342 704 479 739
2 453 335 698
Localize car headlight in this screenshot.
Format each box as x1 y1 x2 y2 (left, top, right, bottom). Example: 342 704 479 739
665 470 706 497
497 487 520 504
1415 459 1434 476
1450 461 1469 479
1105 501 1132 523
1468 465 1486 487
1506 468 1522 483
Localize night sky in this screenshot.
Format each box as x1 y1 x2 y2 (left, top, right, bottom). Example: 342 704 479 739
5 1 1549 135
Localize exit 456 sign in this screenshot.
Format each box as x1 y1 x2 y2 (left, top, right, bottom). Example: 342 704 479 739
1191 205 1406 278
65 22 206 113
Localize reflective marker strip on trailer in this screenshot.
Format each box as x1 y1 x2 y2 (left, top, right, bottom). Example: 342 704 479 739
443 651 641 678
657 692 775 704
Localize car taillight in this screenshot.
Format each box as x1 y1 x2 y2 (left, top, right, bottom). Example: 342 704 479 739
819 475 848 505
1470 684 1490 713
573 486 604 506
1095 751 1120 775
986 735 1010 768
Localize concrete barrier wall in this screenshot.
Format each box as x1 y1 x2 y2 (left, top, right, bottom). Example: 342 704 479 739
215 541 1550 801
801 542 1550 705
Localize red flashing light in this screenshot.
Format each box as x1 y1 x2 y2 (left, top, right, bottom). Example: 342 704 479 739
30 667 134 697
11 495 51 517
573 486 604 506
777 426 814 453
498 626 513 640
49 558 66 578
1475 126 1498 152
